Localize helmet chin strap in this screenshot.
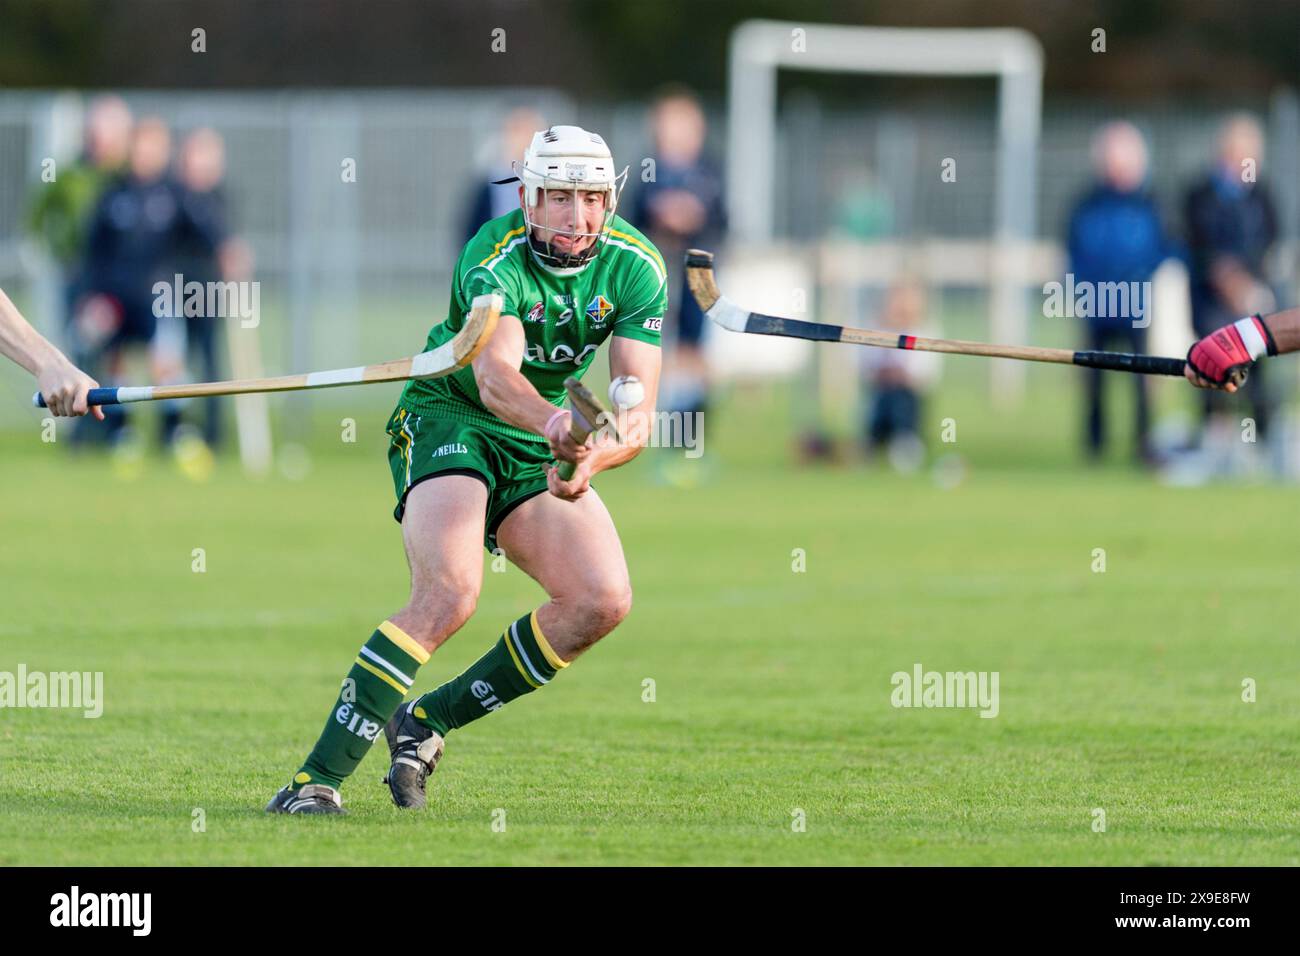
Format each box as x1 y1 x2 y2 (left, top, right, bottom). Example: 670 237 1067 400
527 229 601 269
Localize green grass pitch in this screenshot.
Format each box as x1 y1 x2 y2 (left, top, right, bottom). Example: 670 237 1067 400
1 365 1298 865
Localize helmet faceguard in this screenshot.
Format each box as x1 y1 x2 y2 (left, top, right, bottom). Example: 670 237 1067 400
515 126 629 270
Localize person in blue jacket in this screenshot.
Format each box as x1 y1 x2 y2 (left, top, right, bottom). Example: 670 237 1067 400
1066 121 1171 464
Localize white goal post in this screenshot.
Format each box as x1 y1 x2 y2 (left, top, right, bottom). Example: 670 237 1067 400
726 21 1044 401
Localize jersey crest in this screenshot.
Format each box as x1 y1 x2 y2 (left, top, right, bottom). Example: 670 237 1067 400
585 294 613 324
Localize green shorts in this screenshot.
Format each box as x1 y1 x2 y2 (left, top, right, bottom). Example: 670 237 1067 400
385 406 553 552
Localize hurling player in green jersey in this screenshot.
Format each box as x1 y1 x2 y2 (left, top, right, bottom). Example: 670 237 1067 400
269 126 666 814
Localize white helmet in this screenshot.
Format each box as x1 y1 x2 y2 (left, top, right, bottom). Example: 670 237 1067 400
514 125 628 269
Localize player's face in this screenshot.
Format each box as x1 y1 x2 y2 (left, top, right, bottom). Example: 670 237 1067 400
529 188 608 253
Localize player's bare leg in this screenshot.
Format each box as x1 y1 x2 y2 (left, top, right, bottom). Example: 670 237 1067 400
392 485 631 808
493 485 632 662
270 475 486 814
388 475 490 653
379 475 491 808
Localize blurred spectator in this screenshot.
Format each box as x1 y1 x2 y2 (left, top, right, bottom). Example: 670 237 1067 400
28 96 133 276
830 166 896 382
630 85 726 419
1185 113 1279 442
1067 121 1171 464
859 280 940 473
830 168 894 241
82 117 227 445
26 95 133 430
463 107 544 241
172 127 249 449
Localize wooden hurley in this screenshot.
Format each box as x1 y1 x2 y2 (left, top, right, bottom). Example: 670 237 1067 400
34 294 502 409
555 375 620 481
685 250 1187 377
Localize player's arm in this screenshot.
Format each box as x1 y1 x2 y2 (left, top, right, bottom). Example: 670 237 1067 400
0 286 104 419
471 311 590 466
543 336 660 502
1185 307 1300 392
585 252 667 476
589 336 662 474
546 247 667 500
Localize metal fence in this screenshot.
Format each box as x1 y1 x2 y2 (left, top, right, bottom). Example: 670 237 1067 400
783 88 1299 247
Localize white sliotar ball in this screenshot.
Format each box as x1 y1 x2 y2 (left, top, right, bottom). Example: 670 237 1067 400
608 375 645 409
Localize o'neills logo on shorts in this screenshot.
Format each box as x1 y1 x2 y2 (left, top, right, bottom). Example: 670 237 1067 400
431 443 469 458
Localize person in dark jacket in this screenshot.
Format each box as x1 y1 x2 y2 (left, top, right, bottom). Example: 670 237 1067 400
1066 121 1171 463
173 127 246 449
1184 113 1279 442
82 117 226 443
461 108 545 242
630 86 726 419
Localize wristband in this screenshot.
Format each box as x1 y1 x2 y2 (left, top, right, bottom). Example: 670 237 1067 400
543 408 568 442
1234 314 1277 360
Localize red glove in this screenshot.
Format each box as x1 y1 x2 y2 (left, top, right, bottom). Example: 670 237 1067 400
1186 314 1276 386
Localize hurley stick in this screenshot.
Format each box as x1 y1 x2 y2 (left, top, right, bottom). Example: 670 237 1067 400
33 293 502 409
685 250 1187 377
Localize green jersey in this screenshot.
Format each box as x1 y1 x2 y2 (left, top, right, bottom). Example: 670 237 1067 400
398 209 666 442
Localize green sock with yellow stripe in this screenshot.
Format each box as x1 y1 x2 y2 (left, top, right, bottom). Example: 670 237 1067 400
411 609 567 737
292 621 430 790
